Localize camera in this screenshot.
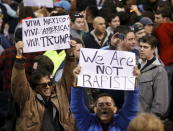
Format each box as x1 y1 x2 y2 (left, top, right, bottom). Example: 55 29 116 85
115 33 125 40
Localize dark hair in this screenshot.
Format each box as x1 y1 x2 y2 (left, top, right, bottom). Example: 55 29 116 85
86 5 98 18
107 13 120 23
70 12 84 22
95 93 116 106
156 5 172 19
50 12 67 16
18 2 36 21
33 55 54 75
30 69 50 89
117 11 130 25
138 35 158 49
114 25 133 37
70 37 83 45
142 11 155 22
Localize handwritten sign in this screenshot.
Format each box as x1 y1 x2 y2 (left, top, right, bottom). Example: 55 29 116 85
78 48 136 90
23 0 53 8
22 15 70 53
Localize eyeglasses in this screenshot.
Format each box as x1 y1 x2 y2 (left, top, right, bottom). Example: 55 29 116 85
36 82 52 88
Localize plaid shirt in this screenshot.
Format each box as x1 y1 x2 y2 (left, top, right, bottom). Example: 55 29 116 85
0 46 42 90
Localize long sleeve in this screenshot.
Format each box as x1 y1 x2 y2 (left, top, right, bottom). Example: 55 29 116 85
11 61 33 107
116 88 139 130
59 56 77 93
70 87 93 131
151 66 169 118
155 23 173 65
55 56 77 131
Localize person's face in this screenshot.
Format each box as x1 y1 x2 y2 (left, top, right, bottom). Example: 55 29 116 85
122 32 136 51
95 96 117 124
135 29 146 40
36 76 52 98
94 18 106 33
72 18 85 31
139 42 155 61
110 16 120 29
144 25 153 34
154 14 164 24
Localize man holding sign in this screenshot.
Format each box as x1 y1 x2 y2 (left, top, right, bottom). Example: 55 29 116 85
10 39 81 131
70 64 140 131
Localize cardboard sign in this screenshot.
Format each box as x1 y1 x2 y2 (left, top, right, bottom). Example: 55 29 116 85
78 48 136 90
23 0 53 8
22 15 70 53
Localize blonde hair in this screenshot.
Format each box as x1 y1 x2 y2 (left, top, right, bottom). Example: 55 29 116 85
127 113 164 131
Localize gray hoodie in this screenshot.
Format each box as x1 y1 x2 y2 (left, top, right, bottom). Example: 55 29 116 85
138 58 169 118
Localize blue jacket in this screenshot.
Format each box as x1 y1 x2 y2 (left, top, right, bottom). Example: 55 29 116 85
70 87 139 131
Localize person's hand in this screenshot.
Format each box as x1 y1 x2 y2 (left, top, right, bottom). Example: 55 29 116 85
130 5 142 16
49 10 58 16
73 65 81 87
133 65 140 77
130 5 138 12
15 41 24 57
73 65 81 79
66 40 83 60
80 10 86 19
66 40 77 56
116 7 125 12
110 33 123 48
133 66 140 88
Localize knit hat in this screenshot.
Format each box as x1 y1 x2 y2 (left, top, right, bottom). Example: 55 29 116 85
133 22 144 33
139 17 153 25
54 0 71 12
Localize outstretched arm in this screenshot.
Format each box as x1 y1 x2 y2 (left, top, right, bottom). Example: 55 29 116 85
11 41 33 107
71 87 92 130
58 40 79 96
70 66 93 130
117 87 139 130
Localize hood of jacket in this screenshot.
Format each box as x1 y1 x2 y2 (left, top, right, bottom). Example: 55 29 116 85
139 58 164 73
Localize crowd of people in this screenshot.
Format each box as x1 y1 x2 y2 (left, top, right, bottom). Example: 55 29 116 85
0 0 173 131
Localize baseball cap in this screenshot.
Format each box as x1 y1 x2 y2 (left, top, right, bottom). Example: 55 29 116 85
133 22 144 33
139 17 153 25
54 1 71 12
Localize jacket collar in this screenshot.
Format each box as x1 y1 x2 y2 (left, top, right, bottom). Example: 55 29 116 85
139 57 163 72
36 93 57 120
90 29 110 46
